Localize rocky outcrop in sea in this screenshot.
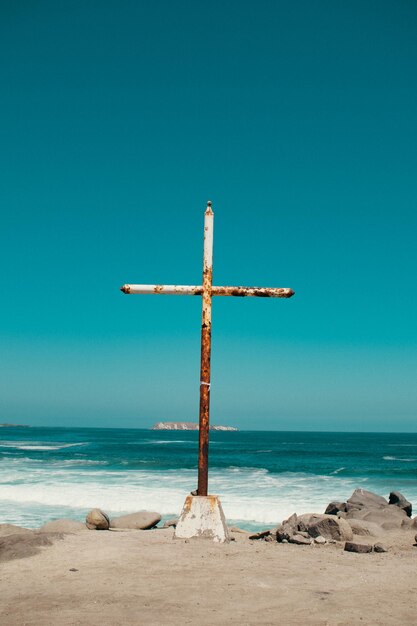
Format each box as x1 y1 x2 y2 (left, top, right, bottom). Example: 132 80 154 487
152 422 238 431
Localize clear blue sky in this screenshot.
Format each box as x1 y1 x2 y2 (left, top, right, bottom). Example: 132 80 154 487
1 0 416 430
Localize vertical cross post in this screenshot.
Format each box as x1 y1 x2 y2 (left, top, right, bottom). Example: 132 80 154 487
198 201 214 496
120 200 295 541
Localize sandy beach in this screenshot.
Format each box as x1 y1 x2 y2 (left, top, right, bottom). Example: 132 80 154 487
1 522 417 626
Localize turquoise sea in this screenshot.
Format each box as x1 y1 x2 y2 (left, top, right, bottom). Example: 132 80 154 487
1 427 417 530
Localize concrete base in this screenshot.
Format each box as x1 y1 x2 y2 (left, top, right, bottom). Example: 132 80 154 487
174 495 230 543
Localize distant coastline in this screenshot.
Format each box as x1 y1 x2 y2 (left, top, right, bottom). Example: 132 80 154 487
0 423 29 428
152 421 238 432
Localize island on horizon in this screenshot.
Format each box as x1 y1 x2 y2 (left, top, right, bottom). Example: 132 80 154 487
152 421 238 432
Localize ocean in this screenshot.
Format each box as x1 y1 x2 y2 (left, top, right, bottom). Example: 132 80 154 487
1 427 417 531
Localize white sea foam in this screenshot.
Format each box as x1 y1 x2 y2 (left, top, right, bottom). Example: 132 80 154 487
0 441 86 451
2 449 417 528
383 456 415 462
0 460 372 527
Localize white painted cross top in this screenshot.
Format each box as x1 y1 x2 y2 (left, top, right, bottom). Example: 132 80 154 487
121 201 295 497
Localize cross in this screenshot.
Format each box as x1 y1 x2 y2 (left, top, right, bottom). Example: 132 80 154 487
121 201 294 497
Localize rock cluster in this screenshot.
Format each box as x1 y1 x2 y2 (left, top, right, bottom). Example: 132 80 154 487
85 509 162 531
327 488 412 531
271 511 353 546
250 489 416 553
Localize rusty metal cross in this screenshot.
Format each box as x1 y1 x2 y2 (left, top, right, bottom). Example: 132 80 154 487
121 201 294 497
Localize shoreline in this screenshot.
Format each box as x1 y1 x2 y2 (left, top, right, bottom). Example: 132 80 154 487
2 487 417 624
1 519 417 625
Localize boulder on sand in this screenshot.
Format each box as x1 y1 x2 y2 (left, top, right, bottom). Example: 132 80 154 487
276 513 298 542
347 503 407 530
346 489 388 512
86 509 110 530
276 513 352 543
305 514 353 542
344 541 373 554
110 512 161 530
325 489 411 531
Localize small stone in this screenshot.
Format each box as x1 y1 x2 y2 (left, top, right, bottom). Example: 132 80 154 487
163 517 179 529
344 541 373 553
249 530 271 540
281 538 288 543
297 531 310 538
373 543 388 553
69 568 78 572
289 534 312 545
314 536 326 544
229 526 250 534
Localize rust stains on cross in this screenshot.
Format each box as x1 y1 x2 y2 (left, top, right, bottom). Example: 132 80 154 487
121 201 294 496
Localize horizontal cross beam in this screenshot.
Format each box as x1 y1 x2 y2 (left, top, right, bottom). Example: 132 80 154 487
120 284 295 298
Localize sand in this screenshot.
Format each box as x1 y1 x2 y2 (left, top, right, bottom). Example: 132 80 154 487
1 525 417 625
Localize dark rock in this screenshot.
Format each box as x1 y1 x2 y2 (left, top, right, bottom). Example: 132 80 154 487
373 543 388 553
389 491 412 517
325 502 347 516
249 530 271 540
110 512 161 530
307 515 353 542
86 509 110 530
344 541 373 553
276 513 298 543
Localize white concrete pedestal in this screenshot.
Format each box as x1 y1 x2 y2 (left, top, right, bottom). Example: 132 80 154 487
174 495 230 543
